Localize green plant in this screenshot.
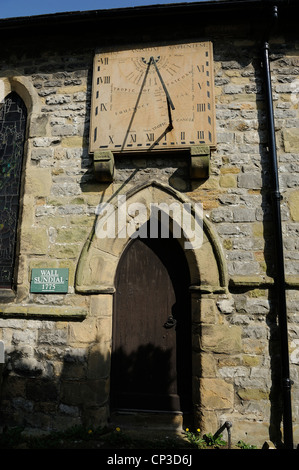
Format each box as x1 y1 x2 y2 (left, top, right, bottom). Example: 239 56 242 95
184 428 207 449
203 432 227 448
236 440 257 449
102 427 136 447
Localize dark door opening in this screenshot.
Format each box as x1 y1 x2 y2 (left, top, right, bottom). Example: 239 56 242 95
111 223 192 413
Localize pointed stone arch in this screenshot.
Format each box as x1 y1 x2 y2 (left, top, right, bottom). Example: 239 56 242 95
75 179 228 294
1 74 40 116
75 179 232 431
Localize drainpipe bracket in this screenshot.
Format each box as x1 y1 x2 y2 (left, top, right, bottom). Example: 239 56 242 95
271 190 283 201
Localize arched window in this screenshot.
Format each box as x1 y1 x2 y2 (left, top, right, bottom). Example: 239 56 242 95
0 92 27 288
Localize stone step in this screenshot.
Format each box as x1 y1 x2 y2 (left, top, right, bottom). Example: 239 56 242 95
109 410 192 432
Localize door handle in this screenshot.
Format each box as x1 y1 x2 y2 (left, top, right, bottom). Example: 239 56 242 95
163 315 177 329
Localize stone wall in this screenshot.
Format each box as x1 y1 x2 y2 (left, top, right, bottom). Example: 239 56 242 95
0 28 298 447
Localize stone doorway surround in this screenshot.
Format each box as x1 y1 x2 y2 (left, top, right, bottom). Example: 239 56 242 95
75 180 234 432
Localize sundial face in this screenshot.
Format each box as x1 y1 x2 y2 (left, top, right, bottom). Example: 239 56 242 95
89 41 216 154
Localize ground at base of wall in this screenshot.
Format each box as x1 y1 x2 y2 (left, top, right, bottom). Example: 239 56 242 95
0 425 262 449
0 427 192 449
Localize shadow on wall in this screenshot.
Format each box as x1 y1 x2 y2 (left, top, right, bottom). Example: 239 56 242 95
266 303 284 447
0 337 110 432
110 344 176 412
256 54 287 448
0 335 187 434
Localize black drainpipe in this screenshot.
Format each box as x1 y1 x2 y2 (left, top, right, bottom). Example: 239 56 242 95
261 5 293 449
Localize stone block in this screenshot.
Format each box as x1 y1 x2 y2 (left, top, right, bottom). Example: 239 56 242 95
46 94 71 105
25 167 52 197
29 114 49 137
193 240 221 287
243 338 268 355
210 208 233 223
233 208 256 222
61 379 109 406
20 194 35 227
200 378 234 410
51 182 81 197
243 298 270 315
195 298 219 323
59 85 86 94
20 227 48 254
237 388 269 400
82 405 109 430
33 137 61 147
238 172 262 189
26 379 59 401
13 357 45 378
60 361 86 380
283 128 299 152
289 190 299 221
1 376 26 399
199 352 217 377
193 407 218 435
61 136 86 147
193 175 219 190
201 324 242 354
217 297 235 314
31 147 54 162
232 420 270 447
56 226 89 243
59 403 80 417
90 295 113 318
51 124 77 136
96 317 113 342
220 174 237 187
223 84 244 94
228 261 260 276
76 246 118 291
68 318 98 346
38 328 68 346
87 342 111 379
49 244 80 259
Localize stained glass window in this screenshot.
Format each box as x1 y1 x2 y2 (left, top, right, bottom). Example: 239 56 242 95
0 92 27 288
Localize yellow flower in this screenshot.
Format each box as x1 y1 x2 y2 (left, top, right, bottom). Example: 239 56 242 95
197 428 201 433
116 427 121 432
88 429 93 434
186 428 189 432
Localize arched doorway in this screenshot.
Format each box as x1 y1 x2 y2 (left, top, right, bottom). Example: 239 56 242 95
75 180 227 430
111 221 192 414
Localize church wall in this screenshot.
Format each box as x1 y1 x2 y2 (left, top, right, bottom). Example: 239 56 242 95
0 13 298 447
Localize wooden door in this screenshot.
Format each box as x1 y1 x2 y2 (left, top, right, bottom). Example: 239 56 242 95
111 230 192 412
